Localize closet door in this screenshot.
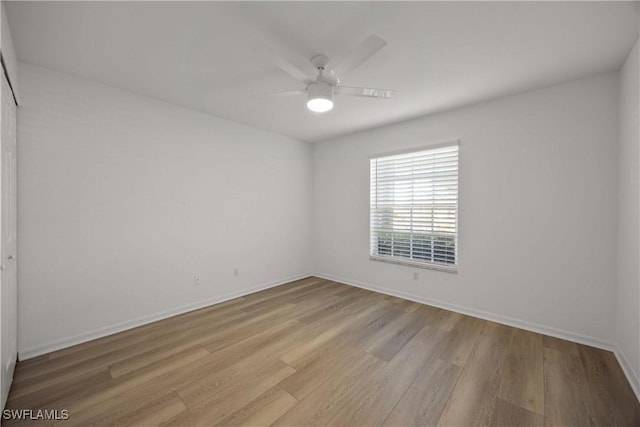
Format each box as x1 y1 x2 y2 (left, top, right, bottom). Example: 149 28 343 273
0 68 17 408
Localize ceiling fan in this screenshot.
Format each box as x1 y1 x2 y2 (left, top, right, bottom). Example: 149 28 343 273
263 35 395 113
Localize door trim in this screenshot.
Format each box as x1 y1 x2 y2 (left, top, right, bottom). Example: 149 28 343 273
0 56 17 106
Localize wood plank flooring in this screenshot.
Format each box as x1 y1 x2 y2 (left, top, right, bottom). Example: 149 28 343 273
4 277 640 426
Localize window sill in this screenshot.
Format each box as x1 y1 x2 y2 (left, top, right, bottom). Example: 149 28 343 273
369 255 458 274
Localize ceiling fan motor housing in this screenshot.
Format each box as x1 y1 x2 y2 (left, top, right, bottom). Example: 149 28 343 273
308 81 333 100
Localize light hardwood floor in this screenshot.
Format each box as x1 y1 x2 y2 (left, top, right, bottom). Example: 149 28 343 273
5 277 640 426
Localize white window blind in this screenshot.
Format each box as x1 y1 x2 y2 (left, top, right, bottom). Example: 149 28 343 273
370 143 459 270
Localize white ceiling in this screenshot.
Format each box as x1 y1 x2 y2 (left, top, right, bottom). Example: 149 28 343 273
6 1 639 142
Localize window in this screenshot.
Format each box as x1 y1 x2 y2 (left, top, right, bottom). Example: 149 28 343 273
370 142 459 272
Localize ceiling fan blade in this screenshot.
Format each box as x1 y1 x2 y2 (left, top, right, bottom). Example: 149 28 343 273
330 35 387 76
265 89 306 97
260 44 315 84
336 86 395 99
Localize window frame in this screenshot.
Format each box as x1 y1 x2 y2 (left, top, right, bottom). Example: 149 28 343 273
369 140 460 274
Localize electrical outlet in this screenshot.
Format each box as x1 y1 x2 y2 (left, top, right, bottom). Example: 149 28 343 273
233 268 239 277
413 272 419 281
193 276 200 286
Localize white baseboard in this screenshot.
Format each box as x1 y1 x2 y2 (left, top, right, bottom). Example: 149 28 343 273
614 345 640 402
19 273 312 360
314 272 615 351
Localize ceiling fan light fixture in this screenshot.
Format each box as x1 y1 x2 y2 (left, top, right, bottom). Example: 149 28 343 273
306 82 334 113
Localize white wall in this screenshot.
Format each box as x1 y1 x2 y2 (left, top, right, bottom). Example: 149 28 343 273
617 37 640 398
17 63 312 358
313 72 619 347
